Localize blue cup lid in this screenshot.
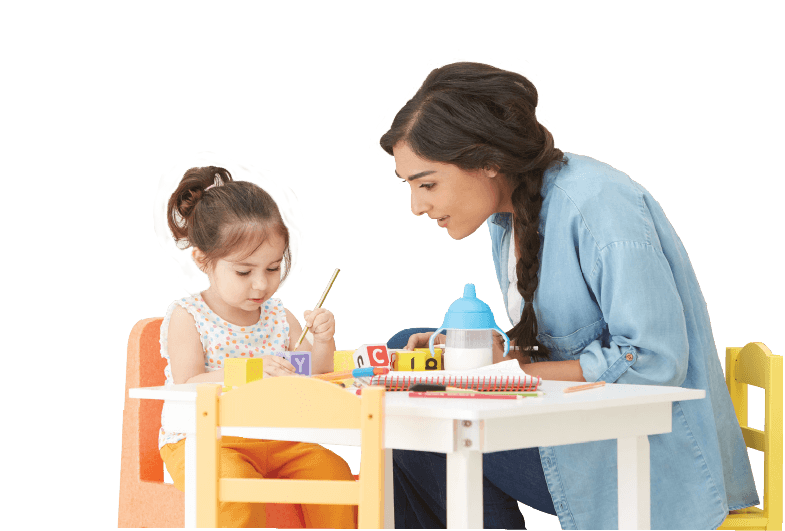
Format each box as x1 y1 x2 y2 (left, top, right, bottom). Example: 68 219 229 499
430 283 510 357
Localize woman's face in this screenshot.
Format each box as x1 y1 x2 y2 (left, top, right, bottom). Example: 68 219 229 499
393 142 512 240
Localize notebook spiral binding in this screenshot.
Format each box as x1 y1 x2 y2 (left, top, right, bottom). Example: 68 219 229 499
370 374 541 392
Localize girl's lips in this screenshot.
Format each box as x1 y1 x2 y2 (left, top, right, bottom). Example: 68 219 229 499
249 298 263 303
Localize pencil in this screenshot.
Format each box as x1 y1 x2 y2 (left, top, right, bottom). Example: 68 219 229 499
409 392 522 400
293 268 340 351
563 381 606 393
312 369 354 381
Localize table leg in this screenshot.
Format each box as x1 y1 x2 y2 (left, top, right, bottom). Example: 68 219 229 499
446 448 483 528
617 435 651 530
384 448 394 529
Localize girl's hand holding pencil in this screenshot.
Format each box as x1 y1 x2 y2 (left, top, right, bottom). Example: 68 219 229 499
303 308 335 344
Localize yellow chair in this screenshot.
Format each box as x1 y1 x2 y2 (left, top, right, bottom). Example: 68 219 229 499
718 342 783 530
196 377 385 528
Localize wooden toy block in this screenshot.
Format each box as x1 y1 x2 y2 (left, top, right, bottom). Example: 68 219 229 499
290 351 311 376
224 358 264 389
334 350 355 372
354 344 390 369
390 348 442 370
397 349 442 371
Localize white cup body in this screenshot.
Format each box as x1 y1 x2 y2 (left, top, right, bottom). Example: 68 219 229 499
444 329 493 370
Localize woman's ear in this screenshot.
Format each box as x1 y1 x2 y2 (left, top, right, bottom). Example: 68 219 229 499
482 164 500 179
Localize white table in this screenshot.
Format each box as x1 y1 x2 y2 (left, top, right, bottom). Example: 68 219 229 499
129 380 704 529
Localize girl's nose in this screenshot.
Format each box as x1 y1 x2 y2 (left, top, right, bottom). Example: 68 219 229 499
251 273 267 291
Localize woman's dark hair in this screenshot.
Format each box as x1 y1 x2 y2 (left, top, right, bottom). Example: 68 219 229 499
380 62 565 360
167 166 291 281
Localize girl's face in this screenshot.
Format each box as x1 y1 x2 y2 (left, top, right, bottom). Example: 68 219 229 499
196 233 286 318
393 142 513 240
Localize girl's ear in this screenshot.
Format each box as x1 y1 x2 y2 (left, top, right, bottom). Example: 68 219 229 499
192 248 208 272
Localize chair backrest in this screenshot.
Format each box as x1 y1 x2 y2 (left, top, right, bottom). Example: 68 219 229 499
723 342 783 529
196 377 385 528
125 317 167 482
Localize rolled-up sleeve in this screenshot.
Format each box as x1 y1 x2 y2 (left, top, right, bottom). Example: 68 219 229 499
578 241 689 386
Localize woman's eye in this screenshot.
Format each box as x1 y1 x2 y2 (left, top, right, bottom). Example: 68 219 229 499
236 271 251 276
419 183 435 190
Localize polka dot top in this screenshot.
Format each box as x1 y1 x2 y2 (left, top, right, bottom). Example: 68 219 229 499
158 294 290 449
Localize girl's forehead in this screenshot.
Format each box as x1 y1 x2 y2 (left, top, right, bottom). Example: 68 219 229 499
224 232 286 264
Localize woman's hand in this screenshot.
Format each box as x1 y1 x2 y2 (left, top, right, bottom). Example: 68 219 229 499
303 308 335 344
405 332 446 351
260 355 296 377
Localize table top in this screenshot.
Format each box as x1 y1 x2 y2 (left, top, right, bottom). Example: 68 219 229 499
129 380 704 421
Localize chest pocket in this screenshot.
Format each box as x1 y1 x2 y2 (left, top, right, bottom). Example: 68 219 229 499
537 318 606 357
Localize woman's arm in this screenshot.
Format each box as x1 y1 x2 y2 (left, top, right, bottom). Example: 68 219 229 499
491 333 584 380
524 359 586 382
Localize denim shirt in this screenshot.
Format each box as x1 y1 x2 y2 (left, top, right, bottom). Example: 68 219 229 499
488 154 758 529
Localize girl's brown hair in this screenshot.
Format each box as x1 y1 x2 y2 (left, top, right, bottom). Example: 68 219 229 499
166 166 291 279
380 62 565 360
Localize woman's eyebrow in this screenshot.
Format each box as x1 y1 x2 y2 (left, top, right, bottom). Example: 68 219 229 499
394 170 437 181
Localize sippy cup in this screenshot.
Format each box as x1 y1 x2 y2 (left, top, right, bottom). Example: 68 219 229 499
429 283 510 370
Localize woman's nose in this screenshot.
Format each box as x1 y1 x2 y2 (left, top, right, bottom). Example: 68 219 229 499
411 191 429 216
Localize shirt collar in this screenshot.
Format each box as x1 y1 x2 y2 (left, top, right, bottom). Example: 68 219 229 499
490 212 512 229
490 153 569 230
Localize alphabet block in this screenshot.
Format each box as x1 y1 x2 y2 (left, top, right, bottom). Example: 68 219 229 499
224 358 264 390
397 349 442 371
290 351 311 376
334 350 355 372
353 344 390 369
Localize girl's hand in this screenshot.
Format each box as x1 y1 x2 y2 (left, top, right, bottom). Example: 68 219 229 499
303 308 335 344
260 354 296 377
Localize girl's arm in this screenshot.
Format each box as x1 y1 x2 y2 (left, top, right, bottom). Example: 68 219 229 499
167 306 224 384
285 308 335 375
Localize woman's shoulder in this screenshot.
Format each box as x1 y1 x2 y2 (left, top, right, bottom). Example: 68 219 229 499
545 153 653 249
549 153 640 200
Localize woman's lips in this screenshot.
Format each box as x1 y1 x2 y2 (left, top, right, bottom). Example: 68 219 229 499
437 216 449 228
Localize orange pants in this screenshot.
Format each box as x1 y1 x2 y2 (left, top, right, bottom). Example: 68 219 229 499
160 436 357 528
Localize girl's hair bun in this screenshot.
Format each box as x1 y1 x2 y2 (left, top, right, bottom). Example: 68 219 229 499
167 166 233 246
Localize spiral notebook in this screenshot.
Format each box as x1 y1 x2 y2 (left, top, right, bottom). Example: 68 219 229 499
369 371 541 392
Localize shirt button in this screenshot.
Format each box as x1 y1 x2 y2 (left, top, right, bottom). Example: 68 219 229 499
626 353 634 361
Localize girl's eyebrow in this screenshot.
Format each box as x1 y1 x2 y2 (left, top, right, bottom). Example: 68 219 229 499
394 170 437 181
235 258 283 267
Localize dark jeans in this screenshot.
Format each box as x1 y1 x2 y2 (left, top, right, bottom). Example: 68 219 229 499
387 328 557 528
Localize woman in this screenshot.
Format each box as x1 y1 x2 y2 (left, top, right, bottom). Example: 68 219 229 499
380 62 758 529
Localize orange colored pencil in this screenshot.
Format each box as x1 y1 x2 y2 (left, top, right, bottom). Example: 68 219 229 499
312 370 354 381
563 381 606 393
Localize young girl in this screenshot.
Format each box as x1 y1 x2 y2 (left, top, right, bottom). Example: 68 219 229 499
158 165 356 528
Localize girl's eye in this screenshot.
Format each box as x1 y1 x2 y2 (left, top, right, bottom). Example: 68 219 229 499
267 267 281 273
236 271 251 276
